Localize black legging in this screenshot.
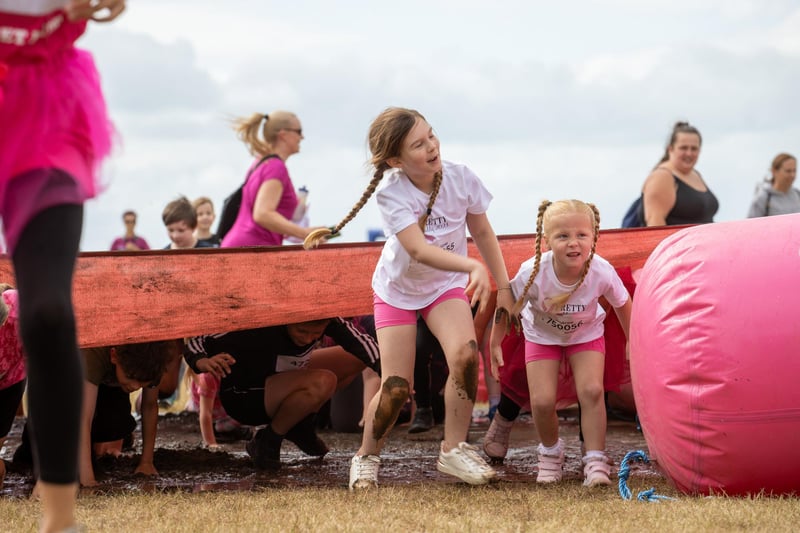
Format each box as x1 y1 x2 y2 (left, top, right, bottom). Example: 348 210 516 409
12 203 84 484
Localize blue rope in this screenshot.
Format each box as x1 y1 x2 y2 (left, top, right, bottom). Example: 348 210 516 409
618 450 674 502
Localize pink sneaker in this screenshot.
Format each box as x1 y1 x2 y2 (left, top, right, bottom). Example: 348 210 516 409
536 439 565 483
583 454 612 487
483 413 513 462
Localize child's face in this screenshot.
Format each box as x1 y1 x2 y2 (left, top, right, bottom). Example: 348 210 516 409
195 202 215 232
544 212 594 272
167 220 196 249
392 118 441 179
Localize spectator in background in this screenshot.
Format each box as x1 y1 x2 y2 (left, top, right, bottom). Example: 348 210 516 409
110 210 150 251
193 196 221 247
640 121 718 226
222 111 324 247
747 153 799 217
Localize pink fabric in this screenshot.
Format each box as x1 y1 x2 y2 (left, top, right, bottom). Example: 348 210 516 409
220 158 298 247
0 290 26 390
190 372 228 423
0 8 114 253
373 287 468 329
110 236 150 251
523 336 605 363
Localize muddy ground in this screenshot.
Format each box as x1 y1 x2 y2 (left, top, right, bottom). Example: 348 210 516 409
0 408 662 498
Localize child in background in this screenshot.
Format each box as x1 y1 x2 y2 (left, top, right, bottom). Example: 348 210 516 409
0 284 24 488
79 341 174 486
490 199 631 487
305 107 514 489
193 196 221 247
185 366 251 448
162 196 216 250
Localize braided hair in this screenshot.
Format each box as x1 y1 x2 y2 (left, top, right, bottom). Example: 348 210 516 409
304 107 440 249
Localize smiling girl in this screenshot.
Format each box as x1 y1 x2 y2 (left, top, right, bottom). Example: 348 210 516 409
305 107 513 489
490 199 631 487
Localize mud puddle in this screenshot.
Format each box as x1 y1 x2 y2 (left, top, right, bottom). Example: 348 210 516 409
1 409 661 498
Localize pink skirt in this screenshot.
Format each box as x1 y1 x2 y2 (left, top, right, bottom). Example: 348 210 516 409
0 45 114 253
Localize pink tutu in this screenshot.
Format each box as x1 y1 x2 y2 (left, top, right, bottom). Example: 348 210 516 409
0 9 114 253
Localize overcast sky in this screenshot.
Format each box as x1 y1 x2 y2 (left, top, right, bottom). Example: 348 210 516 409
76 0 800 251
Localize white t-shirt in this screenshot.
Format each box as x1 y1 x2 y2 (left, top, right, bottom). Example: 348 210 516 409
511 251 629 345
371 160 492 309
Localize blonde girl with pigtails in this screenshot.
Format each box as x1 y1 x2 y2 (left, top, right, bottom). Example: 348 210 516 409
489 199 632 487
305 107 514 490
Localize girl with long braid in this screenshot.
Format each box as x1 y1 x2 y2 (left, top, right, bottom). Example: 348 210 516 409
489 199 631 487
305 107 513 489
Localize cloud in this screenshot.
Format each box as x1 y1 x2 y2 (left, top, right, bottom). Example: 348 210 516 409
82 29 223 114
77 3 800 252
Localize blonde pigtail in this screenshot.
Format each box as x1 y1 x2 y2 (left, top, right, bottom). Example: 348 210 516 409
510 200 551 321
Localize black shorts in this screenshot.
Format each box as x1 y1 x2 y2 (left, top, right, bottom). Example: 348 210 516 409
220 386 270 427
0 378 25 438
91 384 136 443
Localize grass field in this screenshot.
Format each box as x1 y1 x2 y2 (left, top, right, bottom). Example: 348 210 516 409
2 482 799 532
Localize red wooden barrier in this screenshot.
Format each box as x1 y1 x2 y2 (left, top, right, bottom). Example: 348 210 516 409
0 226 683 347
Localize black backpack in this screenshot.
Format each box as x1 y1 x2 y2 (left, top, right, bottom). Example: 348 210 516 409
216 154 279 240
621 196 645 228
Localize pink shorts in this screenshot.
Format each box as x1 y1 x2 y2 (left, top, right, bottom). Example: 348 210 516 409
524 336 606 364
373 287 469 329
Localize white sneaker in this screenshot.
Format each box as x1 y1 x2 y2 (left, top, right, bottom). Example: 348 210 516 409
349 455 380 491
437 442 496 485
583 454 612 487
536 439 565 483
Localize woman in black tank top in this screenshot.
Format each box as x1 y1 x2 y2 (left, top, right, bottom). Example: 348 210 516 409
640 122 718 226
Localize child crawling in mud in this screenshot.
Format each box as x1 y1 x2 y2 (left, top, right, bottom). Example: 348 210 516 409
14 340 177 487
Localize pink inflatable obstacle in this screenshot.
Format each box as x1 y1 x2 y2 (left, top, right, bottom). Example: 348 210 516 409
630 215 800 496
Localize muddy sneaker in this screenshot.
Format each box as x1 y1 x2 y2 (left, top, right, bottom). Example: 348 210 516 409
583 454 612 487
349 455 380 490
285 415 329 457
245 428 281 471
408 407 434 434
437 442 496 485
536 439 565 483
483 412 513 463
